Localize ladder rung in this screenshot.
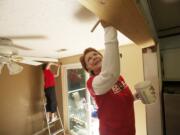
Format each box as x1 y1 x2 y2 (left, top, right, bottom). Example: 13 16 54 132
48 118 60 125
33 124 55 135
52 129 64 135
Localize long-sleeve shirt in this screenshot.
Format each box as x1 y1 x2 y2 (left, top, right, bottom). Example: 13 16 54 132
92 26 120 95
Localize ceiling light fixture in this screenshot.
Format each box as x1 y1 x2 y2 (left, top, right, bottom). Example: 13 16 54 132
6 62 23 75
0 63 4 74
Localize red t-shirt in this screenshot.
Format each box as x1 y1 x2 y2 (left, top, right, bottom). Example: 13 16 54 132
87 76 135 135
43 69 55 88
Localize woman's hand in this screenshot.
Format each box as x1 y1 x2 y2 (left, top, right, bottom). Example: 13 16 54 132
133 92 141 101
100 20 111 28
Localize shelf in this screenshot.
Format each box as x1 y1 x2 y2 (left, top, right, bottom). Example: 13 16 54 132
68 88 86 94
70 115 87 127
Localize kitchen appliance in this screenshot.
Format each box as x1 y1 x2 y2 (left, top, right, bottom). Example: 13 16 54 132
162 81 180 135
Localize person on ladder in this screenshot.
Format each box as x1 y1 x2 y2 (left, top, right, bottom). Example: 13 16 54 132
42 62 60 123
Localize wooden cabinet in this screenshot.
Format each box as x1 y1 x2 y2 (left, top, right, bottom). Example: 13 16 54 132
78 0 155 47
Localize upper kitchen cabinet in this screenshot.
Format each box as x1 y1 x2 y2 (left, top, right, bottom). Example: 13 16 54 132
78 0 155 47
147 0 180 38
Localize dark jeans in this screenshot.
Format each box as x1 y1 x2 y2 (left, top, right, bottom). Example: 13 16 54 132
44 87 57 113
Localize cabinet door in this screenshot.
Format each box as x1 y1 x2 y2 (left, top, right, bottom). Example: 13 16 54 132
161 48 180 81
62 64 91 135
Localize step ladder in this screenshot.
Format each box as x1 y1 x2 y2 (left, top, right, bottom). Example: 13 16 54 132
43 99 65 135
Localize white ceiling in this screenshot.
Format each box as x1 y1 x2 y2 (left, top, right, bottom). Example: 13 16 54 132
0 0 133 58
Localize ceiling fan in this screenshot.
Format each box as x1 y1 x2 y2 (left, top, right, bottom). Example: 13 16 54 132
0 37 58 75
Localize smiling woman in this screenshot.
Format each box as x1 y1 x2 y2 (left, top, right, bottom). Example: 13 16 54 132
79 20 138 135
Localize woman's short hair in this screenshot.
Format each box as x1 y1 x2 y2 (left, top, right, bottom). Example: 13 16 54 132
80 47 102 72
42 63 47 70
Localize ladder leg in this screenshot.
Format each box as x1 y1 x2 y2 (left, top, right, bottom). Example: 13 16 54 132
56 106 65 135
43 98 52 135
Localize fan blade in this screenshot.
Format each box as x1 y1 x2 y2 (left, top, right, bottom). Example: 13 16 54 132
21 56 58 62
12 56 42 66
13 44 32 50
4 35 47 40
0 37 32 50
17 60 43 66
